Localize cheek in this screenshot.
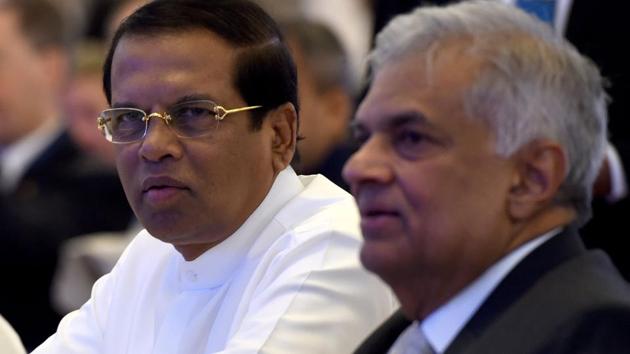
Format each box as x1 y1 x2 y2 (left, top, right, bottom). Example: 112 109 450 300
115 147 138 187
396 165 472 250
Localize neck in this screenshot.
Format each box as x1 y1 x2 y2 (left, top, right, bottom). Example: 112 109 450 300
397 206 576 321
506 205 576 254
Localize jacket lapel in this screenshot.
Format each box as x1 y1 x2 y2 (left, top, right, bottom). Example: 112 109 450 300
445 226 585 353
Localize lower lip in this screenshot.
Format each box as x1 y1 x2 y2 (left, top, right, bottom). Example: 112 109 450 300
360 214 400 237
143 187 186 204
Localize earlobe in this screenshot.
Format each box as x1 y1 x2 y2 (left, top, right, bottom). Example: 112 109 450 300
268 103 298 173
508 140 567 220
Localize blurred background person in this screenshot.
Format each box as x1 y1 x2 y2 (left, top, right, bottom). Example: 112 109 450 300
0 0 133 349
50 0 148 315
253 0 372 90
52 38 142 315
104 0 148 40
281 19 356 189
63 40 114 166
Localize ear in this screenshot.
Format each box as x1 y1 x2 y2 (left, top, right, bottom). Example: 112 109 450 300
507 139 567 221
267 102 298 173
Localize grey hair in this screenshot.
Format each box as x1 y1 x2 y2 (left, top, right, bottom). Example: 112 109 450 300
369 0 608 224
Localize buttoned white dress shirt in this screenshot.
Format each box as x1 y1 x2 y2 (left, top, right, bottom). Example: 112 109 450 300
33 168 397 354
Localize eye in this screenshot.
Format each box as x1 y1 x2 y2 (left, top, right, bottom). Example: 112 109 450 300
117 110 143 122
169 101 217 136
398 130 424 145
351 125 370 146
112 110 144 130
171 105 213 121
392 128 434 159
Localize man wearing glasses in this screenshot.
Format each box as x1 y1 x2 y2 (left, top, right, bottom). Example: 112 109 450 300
33 0 396 353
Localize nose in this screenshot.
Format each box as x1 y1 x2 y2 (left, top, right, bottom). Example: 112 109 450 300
138 113 183 162
342 136 394 191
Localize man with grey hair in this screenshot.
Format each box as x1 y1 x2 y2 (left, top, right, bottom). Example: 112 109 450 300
345 1 630 353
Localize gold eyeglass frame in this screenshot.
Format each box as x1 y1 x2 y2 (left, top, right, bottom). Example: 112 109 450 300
97 100 262 143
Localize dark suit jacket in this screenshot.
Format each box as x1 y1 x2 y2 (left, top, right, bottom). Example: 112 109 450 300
354 227 630 353
0 131 134 350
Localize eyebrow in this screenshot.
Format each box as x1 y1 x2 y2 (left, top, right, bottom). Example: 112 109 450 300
111 94 218 110
352 110 433 132
171 94 216 105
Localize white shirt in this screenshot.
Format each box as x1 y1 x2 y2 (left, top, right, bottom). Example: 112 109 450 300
34 168 397 354
389 229 559 354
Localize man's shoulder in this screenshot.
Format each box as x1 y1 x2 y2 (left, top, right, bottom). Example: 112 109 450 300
524 246 630 312
247 173 362 270
539 302 630 353
447 242 630 353
297 173 353 202
274 174 359 235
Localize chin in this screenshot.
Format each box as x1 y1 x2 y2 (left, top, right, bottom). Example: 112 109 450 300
141 213 189 240
359 242 400 278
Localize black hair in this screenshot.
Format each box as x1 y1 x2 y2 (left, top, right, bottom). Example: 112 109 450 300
102 0 298 130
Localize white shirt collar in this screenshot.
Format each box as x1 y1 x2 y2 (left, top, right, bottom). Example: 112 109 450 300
176 167 304 290
0 118 63 193
421 228 561 353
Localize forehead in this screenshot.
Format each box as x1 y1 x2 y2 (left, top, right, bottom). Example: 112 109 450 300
110 29 239 105
357 41 482 128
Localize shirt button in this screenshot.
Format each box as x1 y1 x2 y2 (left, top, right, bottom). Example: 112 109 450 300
185 270 198 282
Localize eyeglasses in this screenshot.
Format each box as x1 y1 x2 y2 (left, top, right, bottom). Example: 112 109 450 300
97 100 262 143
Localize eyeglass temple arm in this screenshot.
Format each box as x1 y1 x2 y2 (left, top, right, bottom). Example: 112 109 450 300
215 105 262 120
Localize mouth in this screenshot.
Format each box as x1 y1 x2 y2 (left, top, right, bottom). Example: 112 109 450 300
359 205 401 233
358 198 400 218
361 209 400 218
141 176 189 203
360 210 401 229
